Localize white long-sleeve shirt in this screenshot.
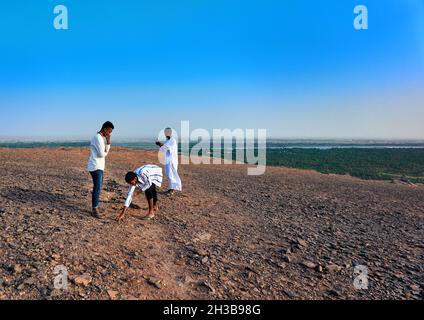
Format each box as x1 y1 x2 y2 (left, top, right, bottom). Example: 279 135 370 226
87 133 110 172
124 165 163 207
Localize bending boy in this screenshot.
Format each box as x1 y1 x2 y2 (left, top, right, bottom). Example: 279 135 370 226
116 165 163 221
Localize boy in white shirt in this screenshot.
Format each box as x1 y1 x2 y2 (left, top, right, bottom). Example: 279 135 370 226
116 165 163 221
87 121 114 218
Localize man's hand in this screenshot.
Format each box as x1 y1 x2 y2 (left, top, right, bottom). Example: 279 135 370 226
116 207 127 222
156 141 163 147
105 133 111 145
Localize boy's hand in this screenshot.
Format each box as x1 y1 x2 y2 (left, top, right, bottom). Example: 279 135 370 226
116 207 126 222
155 141 162 147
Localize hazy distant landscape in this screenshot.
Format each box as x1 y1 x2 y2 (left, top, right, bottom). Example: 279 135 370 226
1 139 424 184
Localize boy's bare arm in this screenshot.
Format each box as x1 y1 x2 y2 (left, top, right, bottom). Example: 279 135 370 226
116 207 127 221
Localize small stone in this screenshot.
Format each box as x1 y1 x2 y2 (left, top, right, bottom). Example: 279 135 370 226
175 259 185 266
201 256 209 264
282 255 292 263
107 290 119 300
316 265 323 273
24 277 36 286
74 274 92 286
283 289 295 298
13 264 23 274
410 284 420 292
195 249 208 256
194 232 212 242
200 281 215 293
51 253 61 261
326 264 342 273
301 261 317 269
297 239 307 247
147 277 162 289
328 289 340 297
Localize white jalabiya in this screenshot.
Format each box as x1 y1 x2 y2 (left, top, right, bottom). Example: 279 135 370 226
124 165 163 208
160 137 182 191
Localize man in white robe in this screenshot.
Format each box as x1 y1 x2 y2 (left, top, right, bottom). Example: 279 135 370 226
156 128 182 194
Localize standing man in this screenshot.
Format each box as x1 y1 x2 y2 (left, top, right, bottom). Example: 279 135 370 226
156 128 182 195
87 121 114 218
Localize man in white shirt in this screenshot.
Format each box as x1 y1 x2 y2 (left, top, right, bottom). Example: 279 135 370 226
87 121 114 218
116 165 163 221
156 128 182 195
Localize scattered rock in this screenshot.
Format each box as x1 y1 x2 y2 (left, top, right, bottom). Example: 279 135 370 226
326 264 342 273
327 289 341 297
51 253 61 261
107 290 119 300
199 281 215 293
13 264 23 274
194 232 212 242
24 277 37 286
283 289 295 298
282 255 292 263
17 284 25 290
410 284 421 294
201 256 209 264
297 239 307 247
74 274 92 286
147 277 162 289
194 248 208 256
301 261 317 269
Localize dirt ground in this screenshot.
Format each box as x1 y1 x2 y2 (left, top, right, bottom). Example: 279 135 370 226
0 147 423 300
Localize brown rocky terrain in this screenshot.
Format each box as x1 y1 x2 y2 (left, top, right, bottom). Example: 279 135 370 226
0 147 423 300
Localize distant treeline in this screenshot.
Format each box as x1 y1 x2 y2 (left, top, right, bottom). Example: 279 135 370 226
265 148 424 183
184 144 424 183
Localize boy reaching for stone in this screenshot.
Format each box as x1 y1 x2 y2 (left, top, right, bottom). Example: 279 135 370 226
116 165 163 222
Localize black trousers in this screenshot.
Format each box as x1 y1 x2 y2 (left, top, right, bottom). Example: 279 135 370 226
144 184 158 204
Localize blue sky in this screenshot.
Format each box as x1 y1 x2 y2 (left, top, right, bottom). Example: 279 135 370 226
0 0 423 139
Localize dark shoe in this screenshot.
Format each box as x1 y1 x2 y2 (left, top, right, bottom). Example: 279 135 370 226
91 208 101 219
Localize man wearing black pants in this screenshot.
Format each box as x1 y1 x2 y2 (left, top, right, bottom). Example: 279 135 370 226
87 121 114 218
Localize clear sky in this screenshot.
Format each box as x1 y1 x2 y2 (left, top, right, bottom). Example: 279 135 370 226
0 0 423 139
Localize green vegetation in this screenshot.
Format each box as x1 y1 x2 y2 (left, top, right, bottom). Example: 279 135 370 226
266 148 424 183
